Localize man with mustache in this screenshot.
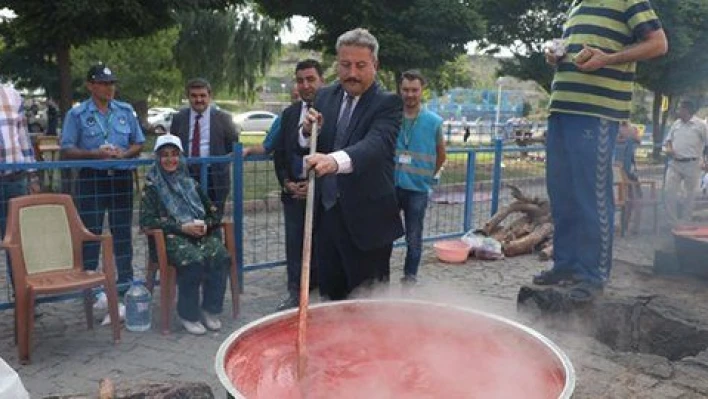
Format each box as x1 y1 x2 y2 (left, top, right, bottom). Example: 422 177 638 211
172 78 239 216
303 28 404 300
272 59 325 310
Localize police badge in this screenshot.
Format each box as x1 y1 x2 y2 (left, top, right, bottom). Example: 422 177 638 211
86 116 96 127
118 116 127 125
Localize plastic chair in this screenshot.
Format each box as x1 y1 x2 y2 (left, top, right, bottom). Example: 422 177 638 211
143 221 239 335
614 165 659 235
2 193 121 364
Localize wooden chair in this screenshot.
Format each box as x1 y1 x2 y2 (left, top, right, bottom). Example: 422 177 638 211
143 221 239 335
614 181 628 236
2 193 121 364
613 165 659 235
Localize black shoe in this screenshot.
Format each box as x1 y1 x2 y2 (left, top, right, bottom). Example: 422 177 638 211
275 294 299 311
532 269 578 286
400 275 418 286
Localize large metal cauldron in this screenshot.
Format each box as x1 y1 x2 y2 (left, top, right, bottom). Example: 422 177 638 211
215 299 575 398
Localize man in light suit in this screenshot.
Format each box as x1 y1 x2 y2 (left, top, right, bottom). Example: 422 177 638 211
303 28 404 300
273 59 325 310
172 78 239 215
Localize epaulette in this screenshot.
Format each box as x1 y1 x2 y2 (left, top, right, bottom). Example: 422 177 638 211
112 100 135 111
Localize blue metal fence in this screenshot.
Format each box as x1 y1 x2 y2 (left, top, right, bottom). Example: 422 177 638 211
3 139 667 310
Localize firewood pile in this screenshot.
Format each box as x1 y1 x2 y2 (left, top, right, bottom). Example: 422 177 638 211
478 184 554 259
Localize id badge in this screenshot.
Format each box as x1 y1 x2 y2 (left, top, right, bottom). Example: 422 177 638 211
399 153 412 165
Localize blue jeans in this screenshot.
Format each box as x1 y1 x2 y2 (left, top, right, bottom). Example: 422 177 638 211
175 257 228 322
546 113 618 284
397 188 429 277
1 178 29 286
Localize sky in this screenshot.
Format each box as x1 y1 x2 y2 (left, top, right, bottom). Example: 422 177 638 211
279 16 314 44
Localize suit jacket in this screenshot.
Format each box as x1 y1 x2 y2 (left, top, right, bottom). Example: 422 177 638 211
273 101 309 202
313 82 404 250
172 106 239 205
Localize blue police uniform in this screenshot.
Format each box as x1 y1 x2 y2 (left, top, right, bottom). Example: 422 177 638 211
61 98 145 285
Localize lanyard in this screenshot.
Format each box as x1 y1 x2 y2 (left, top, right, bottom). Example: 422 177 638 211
401 114 419 149
93 111 113 143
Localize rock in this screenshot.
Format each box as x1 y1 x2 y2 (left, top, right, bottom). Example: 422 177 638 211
114 381 214 399
42 381 214 399
612 352 674 379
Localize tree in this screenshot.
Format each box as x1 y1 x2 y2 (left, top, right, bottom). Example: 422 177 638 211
478 0 570 92
257 0 485 89
0 0 240 115
174 7 283 100
478 0 708 154
635 0 708 154
70 28 184 118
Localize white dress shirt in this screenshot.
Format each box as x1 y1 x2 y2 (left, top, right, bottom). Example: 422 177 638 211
189 106 211 157
299 93 358 174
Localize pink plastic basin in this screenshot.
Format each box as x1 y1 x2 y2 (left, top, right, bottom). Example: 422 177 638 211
433 239 471 263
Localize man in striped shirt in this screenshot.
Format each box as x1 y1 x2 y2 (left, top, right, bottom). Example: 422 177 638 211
534 0 667 294
1 84 40 282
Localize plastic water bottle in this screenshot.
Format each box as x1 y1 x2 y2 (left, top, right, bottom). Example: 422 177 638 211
124 279 152 332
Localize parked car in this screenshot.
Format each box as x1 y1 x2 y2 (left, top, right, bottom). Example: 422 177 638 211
147 107 177 135
232 110 277 133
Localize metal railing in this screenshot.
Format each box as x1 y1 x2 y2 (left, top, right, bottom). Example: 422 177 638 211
2 140 669 310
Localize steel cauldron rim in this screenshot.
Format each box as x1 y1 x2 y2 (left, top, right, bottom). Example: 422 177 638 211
214 298 576 399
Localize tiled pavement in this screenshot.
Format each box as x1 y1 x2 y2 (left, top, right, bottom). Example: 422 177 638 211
3 234 708 398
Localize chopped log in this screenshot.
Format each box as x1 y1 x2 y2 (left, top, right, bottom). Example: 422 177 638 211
506 184 549 208
539 243 554 261
491 229 508 242
481 202 544 235
504 222 554 257
503 220 534 243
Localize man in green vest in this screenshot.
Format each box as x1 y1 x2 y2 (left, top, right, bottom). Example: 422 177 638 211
395 70 446 284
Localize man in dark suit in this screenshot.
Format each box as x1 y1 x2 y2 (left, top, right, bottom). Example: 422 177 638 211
303 28 404 300
172 78 239 215
272 59 325 310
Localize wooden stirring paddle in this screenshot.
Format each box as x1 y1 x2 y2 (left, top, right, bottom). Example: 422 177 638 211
297 119 318 381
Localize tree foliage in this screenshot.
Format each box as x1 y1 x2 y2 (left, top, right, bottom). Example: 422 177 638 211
0 0 242 114
174 7 283 100
257 0 485 82
478 0 708 151
478 0 570 92
70 28 184 109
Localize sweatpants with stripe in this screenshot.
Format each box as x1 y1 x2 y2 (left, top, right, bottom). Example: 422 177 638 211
546 113 619 284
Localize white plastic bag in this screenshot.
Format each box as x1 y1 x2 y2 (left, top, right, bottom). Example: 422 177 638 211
0 356 30 399
461 230 504 260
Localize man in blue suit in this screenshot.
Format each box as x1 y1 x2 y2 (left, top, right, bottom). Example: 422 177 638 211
303 28 404 300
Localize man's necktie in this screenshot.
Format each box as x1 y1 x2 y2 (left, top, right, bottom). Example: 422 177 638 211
322 95 354 210
191 113 202 157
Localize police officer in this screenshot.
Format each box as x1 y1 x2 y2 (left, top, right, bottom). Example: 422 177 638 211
60 63 145 288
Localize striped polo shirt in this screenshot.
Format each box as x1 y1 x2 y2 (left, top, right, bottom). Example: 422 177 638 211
549 0 662 121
